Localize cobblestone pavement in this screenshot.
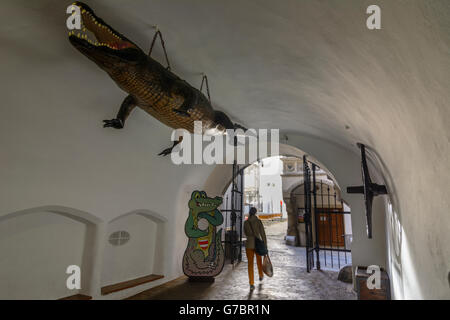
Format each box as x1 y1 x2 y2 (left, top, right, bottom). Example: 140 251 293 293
128 220 356 300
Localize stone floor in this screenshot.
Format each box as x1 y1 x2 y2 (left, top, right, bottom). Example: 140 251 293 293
260 220 352 272
128 220 356 300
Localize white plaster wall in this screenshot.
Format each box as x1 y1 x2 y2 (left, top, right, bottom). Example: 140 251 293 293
0 0 448 299
343 202 352 236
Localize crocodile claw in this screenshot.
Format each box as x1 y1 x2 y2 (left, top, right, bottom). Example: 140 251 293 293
158 147 173 156
103 118 123 129
172 108 191 117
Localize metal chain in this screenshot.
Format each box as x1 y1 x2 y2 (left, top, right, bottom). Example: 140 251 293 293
148 30 171 71
149 29 212 104
200 74 211 102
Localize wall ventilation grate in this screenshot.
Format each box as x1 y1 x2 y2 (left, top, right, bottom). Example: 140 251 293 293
108 231 130 246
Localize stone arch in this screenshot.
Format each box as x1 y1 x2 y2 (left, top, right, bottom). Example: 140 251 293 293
0 205 102 224
202 143 346 246
287 175 350 244
203 143 340 198
0 206 103 299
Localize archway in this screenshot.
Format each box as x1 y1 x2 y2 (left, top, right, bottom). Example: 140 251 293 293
179 143 358 299
204 142 353 265
290 179 352 270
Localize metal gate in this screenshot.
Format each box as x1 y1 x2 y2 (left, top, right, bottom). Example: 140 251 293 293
301 156 352 272
303 155 316 272
222 160 244 264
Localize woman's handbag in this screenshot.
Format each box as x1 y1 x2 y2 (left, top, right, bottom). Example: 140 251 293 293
262 254 273 277
255 237 268 256
248 220 268 256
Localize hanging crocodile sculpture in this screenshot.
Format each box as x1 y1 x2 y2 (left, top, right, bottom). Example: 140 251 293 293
68 2 245 155
183 191 225 278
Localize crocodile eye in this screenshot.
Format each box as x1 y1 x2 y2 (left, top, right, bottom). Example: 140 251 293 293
201 192 207 198
194 192 201 199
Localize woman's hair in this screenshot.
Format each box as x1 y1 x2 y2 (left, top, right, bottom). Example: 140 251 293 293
249 207 257 216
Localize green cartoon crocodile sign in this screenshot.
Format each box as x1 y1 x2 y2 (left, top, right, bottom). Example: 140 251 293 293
182 191 225 278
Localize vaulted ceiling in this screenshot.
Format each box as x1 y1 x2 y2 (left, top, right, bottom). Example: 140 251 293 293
1 0 449 299
2 0 448 152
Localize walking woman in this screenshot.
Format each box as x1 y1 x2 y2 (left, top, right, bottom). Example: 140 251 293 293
243 207 267 290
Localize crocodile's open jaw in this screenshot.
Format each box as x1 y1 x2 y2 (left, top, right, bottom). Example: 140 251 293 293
68 2 144 66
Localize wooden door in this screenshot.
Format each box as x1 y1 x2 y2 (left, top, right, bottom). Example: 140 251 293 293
317 212 345 247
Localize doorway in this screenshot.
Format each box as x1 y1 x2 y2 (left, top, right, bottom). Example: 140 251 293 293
295 156 352 271
318 211 345 247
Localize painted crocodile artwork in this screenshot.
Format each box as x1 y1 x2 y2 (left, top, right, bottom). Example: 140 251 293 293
68 2 246 156
183 191 225 278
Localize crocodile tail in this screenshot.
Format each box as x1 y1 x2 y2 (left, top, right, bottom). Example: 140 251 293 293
233 122 248 131
212 110 248 132
210 228 225 277
213 110 234 130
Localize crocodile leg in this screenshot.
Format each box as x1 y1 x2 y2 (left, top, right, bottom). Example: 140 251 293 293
158 136 184 156
103 95 137 129
171 84 198 117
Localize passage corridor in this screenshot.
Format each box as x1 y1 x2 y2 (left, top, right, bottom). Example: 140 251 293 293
128 220 356 300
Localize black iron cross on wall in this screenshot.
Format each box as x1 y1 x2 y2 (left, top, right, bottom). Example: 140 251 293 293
347 143 388 239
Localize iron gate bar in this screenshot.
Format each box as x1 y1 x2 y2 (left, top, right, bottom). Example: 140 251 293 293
327 185 333 268
222 195 228 258
230 152 244 264
225 195 229 233
315 248 351 252
333 191 340 269
303 155 314 272
319 181 326 266
230 159 236 264
303 156 309 271
312 164 321 270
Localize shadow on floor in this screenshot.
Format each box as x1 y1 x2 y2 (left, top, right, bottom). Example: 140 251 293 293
127 221 356 300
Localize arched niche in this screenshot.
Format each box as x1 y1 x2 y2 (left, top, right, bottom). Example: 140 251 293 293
101 210 167 288
0 206 102 300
